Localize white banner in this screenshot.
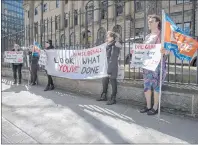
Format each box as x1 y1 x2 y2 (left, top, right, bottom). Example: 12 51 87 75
38 50 47 66
45 43 108 79
4 51 23 63
130 44 161 71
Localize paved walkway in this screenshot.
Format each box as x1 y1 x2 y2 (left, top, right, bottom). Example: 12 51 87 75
1 77 198 144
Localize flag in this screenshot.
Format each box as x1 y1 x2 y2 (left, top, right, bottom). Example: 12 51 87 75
161 10 198 61
32 41 41 57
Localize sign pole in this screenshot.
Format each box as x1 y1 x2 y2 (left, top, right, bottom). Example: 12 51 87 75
158 10 165 119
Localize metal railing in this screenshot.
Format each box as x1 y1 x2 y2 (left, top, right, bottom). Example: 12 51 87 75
1 0 198 85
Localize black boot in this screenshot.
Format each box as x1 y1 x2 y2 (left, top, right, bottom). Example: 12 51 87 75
18 79 21 84
44 86 50 91
106 96 116 105
13 79 17 84
96 93 107 101
50 85 55 90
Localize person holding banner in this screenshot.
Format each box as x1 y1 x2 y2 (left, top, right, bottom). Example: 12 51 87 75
139 15 169 115
44 40 55 91
28 46 39 86
12 44 23 84
97 31 122 105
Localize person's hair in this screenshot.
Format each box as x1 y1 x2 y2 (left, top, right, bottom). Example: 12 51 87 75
148 14 161 30
107 31 117 40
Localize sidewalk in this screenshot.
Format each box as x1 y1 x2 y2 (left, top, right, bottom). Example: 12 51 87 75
2 77 198 144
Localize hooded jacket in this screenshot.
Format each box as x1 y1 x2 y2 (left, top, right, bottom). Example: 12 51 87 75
106 40 122 79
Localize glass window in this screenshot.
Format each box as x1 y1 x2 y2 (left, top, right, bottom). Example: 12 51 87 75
176 0 192 4
43 3 47 12
100 0 108 19
74 10 78 25
115 0 124 16
135 1 143 12
35 8 38 15
56 0 60 8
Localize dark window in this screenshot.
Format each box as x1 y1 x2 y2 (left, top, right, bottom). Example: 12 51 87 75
28 11 29 18
65 18 68 28
115 0 124 16
35 8 38 15
74 10 78 25
43 3 47 12
65 0 68 4
176 0 192 4
135 1 143 12
56 0 60 8
34 22 38 35
55 16 58 30
100 0 108 19
86 1 94 24
97 27 106 44
113 25 122 39
176 22 191 35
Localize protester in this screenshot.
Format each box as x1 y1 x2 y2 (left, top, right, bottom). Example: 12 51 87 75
96 31 122 105
12 44 23 84
28 45 39 85
44 40 55 91
139 14 169 115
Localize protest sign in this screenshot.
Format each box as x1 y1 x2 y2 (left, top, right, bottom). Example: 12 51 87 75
45 43 108 79
4 51 23 63
38 50 47 66
130 44 161 71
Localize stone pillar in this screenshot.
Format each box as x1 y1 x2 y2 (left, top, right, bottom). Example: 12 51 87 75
125 1 131 16
108 1 114 19
68 1 73 27
78 1 83 25
60 0 65 30
29 1 34 44
94 1 99 22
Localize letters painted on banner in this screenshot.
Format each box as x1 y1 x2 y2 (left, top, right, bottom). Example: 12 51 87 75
162 11 198 61
38 50 47 66
4 51 24 63
130 43 161 71
45 43 108 79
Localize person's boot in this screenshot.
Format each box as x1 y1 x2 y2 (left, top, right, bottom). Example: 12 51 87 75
18 79 21 84
106 96 116 105
50 85 55 90
44 85 50 91
96 93 107 101
13 79 17 84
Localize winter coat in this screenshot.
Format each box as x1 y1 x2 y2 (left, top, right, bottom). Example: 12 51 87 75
106 40 122 79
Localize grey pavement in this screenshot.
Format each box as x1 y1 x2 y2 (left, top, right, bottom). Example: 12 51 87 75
1 77 198 144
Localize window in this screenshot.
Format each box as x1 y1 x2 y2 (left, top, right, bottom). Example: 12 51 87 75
55 16 59 30
34 22 38 35
56 0 60 8
97 27 106 45
176 22 191 35
86 1 94 24
28 10 29 18
176 0 192 4
135 1 143 12
115 0 124 16
100 0 108 19
65 0 68 4
74 10 78 25
35 8 38 15
43 3 47 12
113 25 122 39
64 18 68 28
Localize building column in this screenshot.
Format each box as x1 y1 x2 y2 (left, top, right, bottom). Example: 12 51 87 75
94 1 99 22
78 1 83 26
68 1 73 27
29 1 34 44
60 1 65 30
108 1 114 19
125 1 131 16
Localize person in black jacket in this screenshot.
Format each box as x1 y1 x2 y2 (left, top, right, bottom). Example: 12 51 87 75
12 44 23 84
28 46 39 85
44 40 55 91
96 31 122 105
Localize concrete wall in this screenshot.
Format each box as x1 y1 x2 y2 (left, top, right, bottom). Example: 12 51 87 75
2 67 198 117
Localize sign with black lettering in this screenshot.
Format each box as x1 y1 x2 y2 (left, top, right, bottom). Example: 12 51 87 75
45 43 108 79
4 51 23 63
130 44 161 71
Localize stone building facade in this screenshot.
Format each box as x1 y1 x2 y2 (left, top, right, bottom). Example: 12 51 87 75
23 0 198 47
